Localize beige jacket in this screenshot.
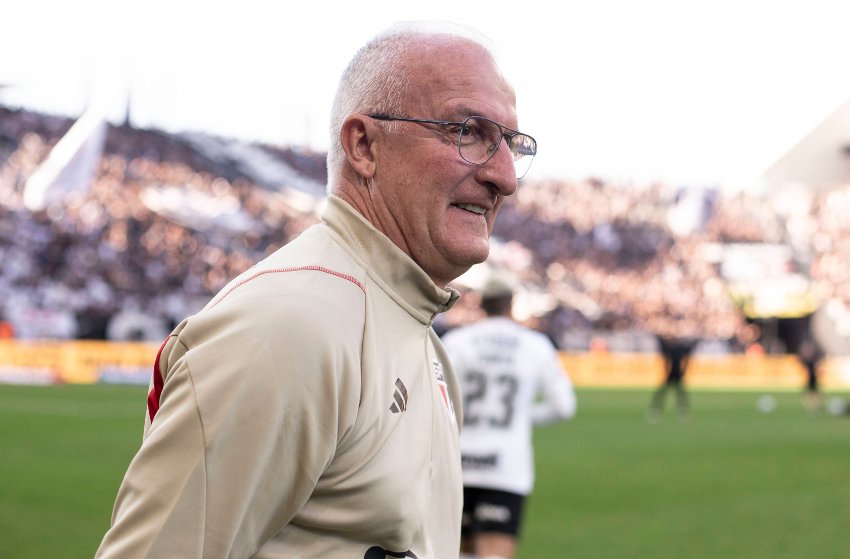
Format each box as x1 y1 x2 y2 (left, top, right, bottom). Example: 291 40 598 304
97 196 463 558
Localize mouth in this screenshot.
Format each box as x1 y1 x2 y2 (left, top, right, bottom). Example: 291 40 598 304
453 203 487 215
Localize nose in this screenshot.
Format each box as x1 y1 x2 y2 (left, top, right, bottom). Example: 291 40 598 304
476 140 518 196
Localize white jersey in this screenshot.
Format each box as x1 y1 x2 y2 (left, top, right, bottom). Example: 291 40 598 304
442 316 576 495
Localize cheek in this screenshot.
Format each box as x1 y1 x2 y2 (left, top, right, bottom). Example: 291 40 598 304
397 153 467 229
394 182 438 242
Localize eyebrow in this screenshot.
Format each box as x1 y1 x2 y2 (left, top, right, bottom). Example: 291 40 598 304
446 105 517 130
446 104 479 120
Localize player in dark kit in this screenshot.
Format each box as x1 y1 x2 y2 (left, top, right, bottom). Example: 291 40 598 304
647 334 698 422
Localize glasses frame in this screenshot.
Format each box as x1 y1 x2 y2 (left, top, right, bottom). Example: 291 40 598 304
366 113 537 179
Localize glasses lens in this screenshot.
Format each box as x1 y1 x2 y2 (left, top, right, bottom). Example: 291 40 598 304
458 116 503 165
513 151 534 179
511 134 536 179
456 116 536 179
511 134 537 158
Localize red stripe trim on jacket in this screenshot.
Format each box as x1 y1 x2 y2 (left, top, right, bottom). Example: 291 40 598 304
147 337 168 422
210 266 366 308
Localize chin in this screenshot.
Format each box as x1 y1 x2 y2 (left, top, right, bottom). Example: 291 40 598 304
456 241 490 267
439 234 490 271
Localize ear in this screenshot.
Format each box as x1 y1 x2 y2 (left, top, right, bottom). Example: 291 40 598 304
340 115 378 180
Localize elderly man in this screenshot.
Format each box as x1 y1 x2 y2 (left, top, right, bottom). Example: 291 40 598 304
96 21 535 558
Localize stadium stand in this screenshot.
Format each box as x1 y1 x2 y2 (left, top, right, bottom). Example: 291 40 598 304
2 104 850 360
0 105 323 340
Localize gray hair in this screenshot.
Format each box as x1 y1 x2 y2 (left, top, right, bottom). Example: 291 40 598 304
326 21 497 193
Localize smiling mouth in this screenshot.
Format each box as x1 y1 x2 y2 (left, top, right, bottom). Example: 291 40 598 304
454 203 487 215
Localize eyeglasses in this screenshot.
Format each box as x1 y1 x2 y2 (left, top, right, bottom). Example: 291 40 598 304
367 114 537 179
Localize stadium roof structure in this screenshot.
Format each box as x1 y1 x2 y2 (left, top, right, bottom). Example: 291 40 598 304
763 96 850 191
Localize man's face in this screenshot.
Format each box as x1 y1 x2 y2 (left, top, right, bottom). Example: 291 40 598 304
370 38 520 287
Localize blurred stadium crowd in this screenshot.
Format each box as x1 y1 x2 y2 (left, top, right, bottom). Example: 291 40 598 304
1 105 849 355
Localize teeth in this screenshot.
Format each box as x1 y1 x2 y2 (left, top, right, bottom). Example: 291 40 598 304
457 203 486 215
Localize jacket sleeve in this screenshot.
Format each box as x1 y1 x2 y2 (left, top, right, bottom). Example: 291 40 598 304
96 275 364 558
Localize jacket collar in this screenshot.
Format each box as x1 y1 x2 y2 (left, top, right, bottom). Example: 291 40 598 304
322 195 459 324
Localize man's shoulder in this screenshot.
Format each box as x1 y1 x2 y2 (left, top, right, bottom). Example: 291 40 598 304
213 226 366 306
175 228 368 347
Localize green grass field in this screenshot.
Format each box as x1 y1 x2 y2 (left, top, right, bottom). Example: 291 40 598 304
0 384 848 558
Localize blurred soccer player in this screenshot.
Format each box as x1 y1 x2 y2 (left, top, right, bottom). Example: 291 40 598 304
443 271 576 559
647 332 698 422
798 338 825 412
96 21 536 558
